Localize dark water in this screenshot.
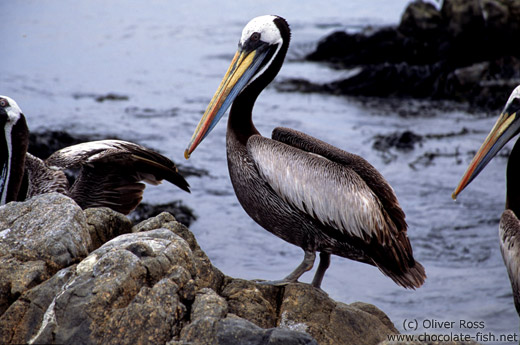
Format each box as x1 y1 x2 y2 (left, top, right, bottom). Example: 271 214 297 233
2 1 518 343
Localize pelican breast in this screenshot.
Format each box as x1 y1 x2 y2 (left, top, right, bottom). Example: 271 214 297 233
500 209 520 310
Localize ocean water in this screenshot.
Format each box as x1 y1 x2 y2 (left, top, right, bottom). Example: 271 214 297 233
2 1 518 343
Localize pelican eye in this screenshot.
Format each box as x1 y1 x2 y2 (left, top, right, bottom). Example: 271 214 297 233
250 32 261 42
512 97 520 111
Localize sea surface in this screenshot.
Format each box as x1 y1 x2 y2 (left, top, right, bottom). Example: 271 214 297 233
2 1 518 343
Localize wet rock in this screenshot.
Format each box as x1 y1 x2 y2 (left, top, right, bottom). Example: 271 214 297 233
398 0 442 36
72 92 129 102
373 131 424 152
303 0 520 110
0 193 90 315
29 130 93 160
441 0 485 39
129 200 197 227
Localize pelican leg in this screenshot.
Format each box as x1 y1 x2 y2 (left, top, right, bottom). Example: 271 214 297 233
259 250 315 286
311 252 331 289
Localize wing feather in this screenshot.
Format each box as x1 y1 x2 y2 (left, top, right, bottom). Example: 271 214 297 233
44 139 189 214
500 209 520 313
272 127 406 233
46 139 190 192
247 135 389 241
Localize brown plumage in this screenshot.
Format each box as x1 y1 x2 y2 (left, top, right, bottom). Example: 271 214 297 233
185 15 425 289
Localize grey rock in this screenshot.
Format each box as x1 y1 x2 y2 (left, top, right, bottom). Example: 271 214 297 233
0 193 90 315
84 207 133 251
220 278 280 329
215 317 318 345
191 288 228 320
180 316 318 345
279 284 398 345
3 229 194 344
133 212 225 291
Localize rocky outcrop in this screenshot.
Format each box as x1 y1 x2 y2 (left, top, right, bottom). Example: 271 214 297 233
282 0 520 110
0 194 476 345
0 193 399 345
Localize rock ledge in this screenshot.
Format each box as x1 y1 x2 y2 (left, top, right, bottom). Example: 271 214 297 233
0 194 473 345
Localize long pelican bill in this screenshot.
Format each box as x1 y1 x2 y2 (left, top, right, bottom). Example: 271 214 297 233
184 42 273 159
452 109 520 200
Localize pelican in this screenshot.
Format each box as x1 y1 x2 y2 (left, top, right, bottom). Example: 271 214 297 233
0 95 190 214
453 85 520 315
184 15 425 289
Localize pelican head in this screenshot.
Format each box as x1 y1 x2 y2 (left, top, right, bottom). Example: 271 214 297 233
0 95 29 204
452 86 520 199
184 15 290 159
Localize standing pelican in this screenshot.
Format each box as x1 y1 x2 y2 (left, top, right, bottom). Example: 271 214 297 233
453 85 520 315
185 15 425 289
0 95 190 214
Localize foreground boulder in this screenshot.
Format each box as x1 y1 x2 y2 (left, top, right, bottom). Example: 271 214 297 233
0 194 91 316
0 194 473 345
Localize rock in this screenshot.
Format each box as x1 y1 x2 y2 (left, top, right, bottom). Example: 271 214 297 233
132 212 225 291
129 200 197 227
28 130 92 160
2 229 194 344
302 0 520 110
179 316 319 345
85 207 133 251
72 92 129 102
0 193 90 315
220 278 280 329
373 131 424 152
398 0 442 36
0 198 424 345
440 0 485 39
279 284 398 345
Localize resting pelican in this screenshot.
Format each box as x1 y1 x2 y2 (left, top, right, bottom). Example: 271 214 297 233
0 95 190 214
184 15 425 289
453 85 520 315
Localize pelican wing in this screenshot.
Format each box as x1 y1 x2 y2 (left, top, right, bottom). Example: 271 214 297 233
500 209 520 313
46 140 190 214
247 135 393 243
272 127 407 233
24 153 70 198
